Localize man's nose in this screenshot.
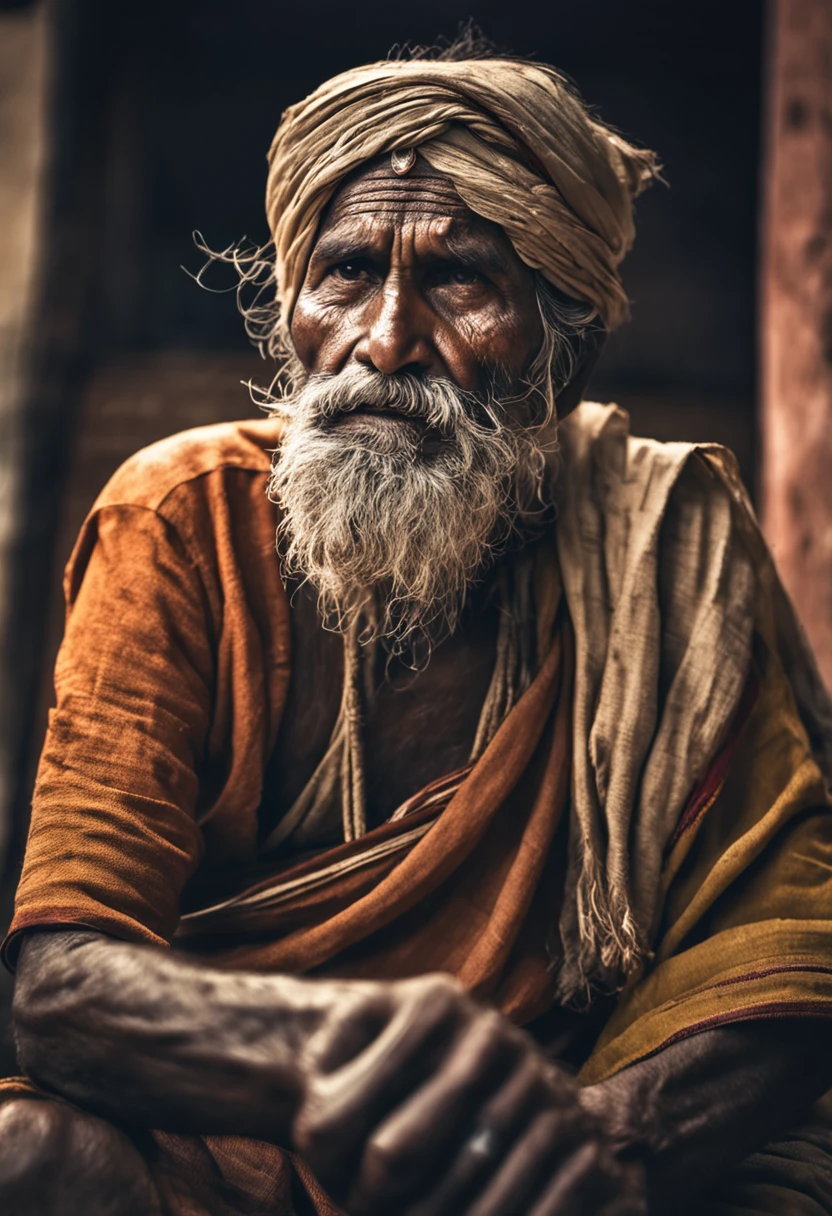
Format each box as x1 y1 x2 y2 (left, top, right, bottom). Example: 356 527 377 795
354 277 436 376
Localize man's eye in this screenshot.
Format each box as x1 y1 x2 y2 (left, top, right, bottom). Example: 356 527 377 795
450 268 479 285
332 261 367 281
430 266 482 288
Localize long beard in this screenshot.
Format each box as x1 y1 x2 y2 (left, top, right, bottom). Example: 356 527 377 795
267 364 551 654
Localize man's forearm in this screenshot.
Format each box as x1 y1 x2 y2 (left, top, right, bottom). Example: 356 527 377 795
581 1018 832 1210
13 929 332 1142
15 929 832 1214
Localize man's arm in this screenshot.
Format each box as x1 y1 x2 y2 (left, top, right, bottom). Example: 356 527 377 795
12 928 355 1144
13 928 832 1215
582 1019 832 1212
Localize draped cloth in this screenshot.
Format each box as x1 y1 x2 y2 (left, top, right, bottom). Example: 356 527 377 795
553 403 832 999
3 405 832 1213
265 58 660 329
167 540 572 1019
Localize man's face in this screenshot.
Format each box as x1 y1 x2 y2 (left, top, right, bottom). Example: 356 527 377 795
272 158 551 652
291 157 543 397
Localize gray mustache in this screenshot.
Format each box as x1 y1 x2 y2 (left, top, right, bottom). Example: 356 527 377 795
300 371 499 434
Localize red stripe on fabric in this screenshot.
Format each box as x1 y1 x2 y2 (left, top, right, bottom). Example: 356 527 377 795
712 963 832 988
655 1000 832 1053
668 668 761 851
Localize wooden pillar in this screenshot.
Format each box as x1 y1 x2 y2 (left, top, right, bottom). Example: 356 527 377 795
761 0 832 687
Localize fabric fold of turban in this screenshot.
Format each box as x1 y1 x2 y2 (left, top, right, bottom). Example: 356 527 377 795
266 58 660 330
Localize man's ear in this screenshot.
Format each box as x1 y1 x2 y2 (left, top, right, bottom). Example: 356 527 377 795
556 326 608 417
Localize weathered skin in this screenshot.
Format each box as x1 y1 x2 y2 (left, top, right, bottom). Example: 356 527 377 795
7 160 832 1214
10 931 832 1214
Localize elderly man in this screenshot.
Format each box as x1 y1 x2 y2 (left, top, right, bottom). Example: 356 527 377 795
1 37 832 1216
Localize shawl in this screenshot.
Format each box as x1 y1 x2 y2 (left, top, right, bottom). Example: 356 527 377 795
554 404 832 998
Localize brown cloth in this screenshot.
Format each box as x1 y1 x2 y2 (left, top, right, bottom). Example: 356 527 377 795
5 420 292 956
4 417 572 1027
2 418 575 1215
174 604 571 1019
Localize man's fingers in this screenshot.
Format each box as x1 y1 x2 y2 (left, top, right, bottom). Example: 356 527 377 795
294 976 598 1215
401 1052 553 1216
526 1141 620 1216
463 1109 566 1216
293 976 462 1193
306 989 392 1075
346 1011 520 1213
463 1094 591 1216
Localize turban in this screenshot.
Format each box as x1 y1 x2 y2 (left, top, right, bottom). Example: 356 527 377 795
266 58 659 331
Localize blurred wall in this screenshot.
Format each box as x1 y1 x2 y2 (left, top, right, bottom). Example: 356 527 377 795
761 0 832 687
0 0 48 1072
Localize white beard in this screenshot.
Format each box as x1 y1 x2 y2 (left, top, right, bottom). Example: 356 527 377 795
268 363 550 653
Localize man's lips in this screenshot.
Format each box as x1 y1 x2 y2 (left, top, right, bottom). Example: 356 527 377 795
324 407 449 455
329 406 428 433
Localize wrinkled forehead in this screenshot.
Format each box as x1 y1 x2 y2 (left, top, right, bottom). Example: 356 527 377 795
314 152 516 263
325 152 471 224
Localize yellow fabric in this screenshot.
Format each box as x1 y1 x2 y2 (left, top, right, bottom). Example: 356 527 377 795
580 628 832 1085
265 58 659 328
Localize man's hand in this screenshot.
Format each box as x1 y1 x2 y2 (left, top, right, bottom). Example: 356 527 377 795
0 1098 162 1216
293 973 645 1216
16 932 832 1214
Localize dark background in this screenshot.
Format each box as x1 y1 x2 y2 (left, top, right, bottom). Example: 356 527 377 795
0 0 765 1070
45 0 765 405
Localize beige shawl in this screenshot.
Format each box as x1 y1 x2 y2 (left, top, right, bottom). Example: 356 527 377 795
555 402 832 999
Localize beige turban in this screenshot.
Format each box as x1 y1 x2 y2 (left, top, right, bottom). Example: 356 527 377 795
266 58 659 330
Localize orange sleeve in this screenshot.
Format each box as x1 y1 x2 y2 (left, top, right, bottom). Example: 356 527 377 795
4 502 213 964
